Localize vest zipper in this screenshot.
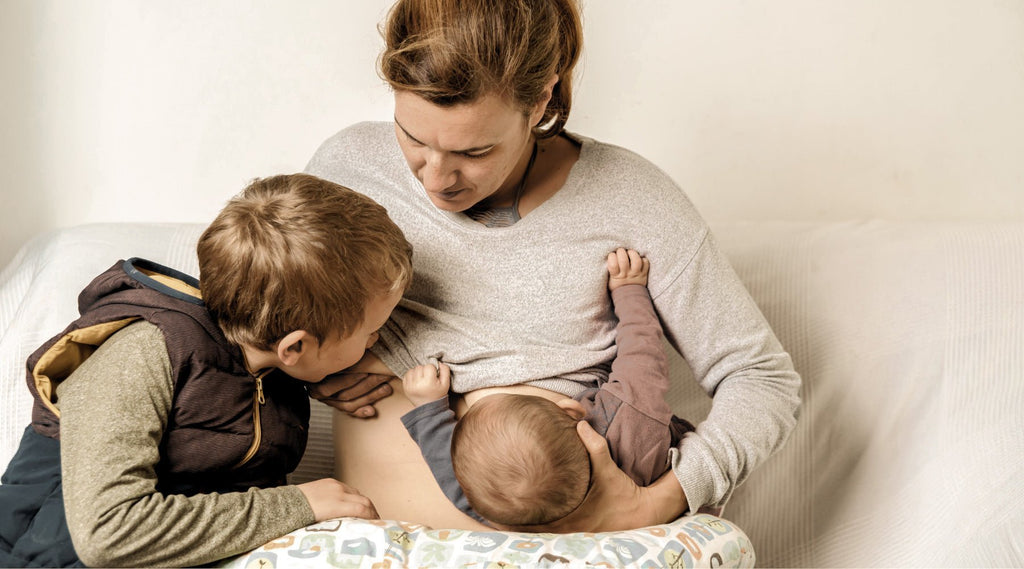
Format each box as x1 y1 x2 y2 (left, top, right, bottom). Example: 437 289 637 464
234 370 267 468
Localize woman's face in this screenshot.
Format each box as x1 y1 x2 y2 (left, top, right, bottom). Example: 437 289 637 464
393 90 538 213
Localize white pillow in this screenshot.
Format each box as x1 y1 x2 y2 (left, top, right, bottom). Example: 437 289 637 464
218 513 755 568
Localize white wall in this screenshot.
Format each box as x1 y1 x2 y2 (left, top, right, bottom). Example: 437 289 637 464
3 1 1023 268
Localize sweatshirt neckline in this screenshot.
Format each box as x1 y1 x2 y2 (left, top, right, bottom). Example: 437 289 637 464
426 132 590 234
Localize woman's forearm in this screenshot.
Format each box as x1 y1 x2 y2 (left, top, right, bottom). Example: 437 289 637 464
348 351 396 375
648 469 688 521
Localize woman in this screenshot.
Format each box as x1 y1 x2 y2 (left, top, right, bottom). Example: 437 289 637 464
306 0 801 531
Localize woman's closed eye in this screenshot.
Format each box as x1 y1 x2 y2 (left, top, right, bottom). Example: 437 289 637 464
459 149 493 159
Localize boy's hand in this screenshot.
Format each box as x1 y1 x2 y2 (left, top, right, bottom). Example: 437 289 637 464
402 361 451 406
297 478 379 522
607 247 649 291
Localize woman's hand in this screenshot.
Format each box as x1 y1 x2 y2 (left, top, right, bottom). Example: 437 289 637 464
530 421 688 532
308 353 397 418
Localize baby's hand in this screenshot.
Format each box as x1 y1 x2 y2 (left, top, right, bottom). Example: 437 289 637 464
402 361 451 406
607 247 649 291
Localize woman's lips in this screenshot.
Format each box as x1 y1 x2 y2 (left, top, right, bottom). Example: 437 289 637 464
434 188 465 201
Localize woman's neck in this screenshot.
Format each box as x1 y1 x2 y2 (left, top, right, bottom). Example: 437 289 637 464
482 138 538 210
514 133 581 216
477 133 581 216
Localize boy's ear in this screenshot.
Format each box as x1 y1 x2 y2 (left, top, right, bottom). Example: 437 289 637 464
555 398 587 420
276 330 313 366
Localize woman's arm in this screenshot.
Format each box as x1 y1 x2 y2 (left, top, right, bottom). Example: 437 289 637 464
59 322 319 567
309 352 396 417
656 232 802 512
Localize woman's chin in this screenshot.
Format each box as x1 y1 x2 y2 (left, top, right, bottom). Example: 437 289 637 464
428 192 474 212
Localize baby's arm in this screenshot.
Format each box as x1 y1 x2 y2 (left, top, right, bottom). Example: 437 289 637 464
602 248 671 407
399 362 484 522
592 249 680 485
402 360 450 406
59 322 376 568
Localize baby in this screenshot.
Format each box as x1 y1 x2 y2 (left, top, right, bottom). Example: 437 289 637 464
401 248 694 528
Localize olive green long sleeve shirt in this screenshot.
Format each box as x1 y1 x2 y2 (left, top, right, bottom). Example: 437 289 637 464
56 321 314 567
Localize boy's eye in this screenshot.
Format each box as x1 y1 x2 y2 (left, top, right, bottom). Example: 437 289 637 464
461 149 492 159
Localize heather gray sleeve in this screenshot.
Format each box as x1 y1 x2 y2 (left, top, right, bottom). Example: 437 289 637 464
58 321 314 568
658 233 802 512
400 398 484 522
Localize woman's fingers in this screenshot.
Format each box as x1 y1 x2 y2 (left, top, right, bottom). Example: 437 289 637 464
309 372 394 417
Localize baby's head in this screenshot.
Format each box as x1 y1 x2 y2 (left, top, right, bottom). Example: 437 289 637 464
197 173 412 374
451 393 590 528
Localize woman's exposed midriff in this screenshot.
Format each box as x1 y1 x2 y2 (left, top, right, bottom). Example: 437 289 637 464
331 378 567 528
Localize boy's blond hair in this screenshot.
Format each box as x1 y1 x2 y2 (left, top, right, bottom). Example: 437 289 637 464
197 173 412 349
451 393 589 527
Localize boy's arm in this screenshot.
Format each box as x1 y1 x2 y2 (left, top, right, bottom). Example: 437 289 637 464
400 399 485 522
59 322 315 568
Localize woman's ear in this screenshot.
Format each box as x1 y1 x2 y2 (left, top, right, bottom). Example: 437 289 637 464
529 73 560 127
555 398 587 420
276 330 313 366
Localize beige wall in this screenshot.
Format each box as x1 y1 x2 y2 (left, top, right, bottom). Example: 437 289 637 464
2 1 1023 268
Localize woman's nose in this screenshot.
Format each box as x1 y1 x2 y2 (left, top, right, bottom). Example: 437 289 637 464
420 152 457 193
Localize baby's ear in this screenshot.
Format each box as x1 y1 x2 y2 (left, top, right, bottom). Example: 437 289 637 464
555 398 587 420
276 330 313 366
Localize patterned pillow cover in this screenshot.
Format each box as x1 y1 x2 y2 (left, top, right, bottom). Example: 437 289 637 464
220 513 754 568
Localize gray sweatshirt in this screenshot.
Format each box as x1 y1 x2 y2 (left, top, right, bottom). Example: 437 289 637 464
305 121 801 511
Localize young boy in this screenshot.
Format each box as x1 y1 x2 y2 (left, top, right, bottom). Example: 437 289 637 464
400 248 694 529
0 173 412 567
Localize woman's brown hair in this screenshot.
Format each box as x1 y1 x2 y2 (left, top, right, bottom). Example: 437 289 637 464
379 0 583 138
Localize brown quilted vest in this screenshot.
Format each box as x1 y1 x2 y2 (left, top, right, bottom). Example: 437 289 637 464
25 258 310 494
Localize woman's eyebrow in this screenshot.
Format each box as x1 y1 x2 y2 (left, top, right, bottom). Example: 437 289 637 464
394 118 424 145
394 117 496 154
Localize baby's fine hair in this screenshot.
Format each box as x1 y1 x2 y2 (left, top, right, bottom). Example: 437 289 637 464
197 173 413 349
379 0 582 139
451 393 589 527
